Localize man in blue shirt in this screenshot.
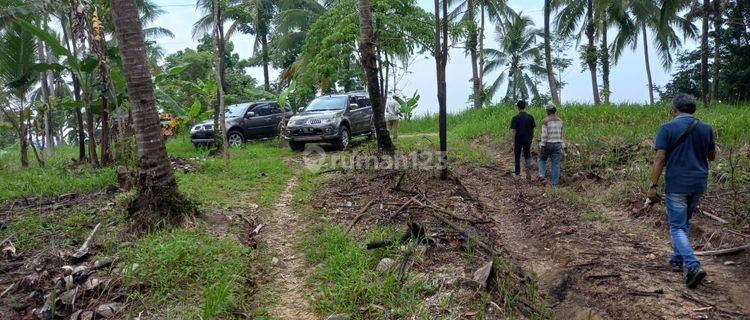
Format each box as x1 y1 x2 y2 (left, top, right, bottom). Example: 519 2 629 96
647 93 716 289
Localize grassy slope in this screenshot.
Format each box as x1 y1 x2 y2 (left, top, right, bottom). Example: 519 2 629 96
401 103 750 144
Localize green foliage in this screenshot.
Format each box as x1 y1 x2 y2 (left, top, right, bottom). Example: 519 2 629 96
0 145 116 201
482 14 545 103
301 224 431 318
121 228 248 319
397 91 420 121
293 0 433 99
166 137 294 208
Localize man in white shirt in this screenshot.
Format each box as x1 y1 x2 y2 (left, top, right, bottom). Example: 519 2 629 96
386 95 402 140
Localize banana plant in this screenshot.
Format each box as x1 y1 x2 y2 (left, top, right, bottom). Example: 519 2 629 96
397 91 420 121
276 79 296 144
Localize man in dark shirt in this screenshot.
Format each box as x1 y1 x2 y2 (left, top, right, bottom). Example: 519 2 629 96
647 93 716 289
510 100 535 180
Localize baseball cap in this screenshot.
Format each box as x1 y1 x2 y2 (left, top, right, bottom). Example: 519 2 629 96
545 103 557 110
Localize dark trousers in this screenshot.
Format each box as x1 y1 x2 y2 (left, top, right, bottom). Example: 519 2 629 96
514 139 532 175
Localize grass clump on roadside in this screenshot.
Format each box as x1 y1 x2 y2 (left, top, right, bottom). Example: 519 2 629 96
0 145 116 201
301 224 431 319
167 138 295 209
120 228 248 319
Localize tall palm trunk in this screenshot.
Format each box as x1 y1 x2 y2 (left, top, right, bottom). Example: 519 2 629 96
544 0 560 105
701 0 710 107
37 37 54 157
357 0 394 152
600 15 611 105
435 0 448 180
261 33 270 92
61 15 86 161
642 24 655 104
85 102 99 166
585 0 601 105
214 0 229 160
19 99 29 167
711 0 721 102
110 0 193 227
213 2 227 152
467 0 481 108
478 2 485 94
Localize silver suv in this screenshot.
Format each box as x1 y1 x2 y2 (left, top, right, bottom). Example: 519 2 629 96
284 92 374 151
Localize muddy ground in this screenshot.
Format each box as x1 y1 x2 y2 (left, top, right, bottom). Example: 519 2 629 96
315 146 750 319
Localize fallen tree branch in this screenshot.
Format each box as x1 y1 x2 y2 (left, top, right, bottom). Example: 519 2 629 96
346 199 375 234
681 291 746 317
695 244 750 256
699 209 728 224
396 242 416 286
389 196 418 219
414 199 495 255
628 288 663 297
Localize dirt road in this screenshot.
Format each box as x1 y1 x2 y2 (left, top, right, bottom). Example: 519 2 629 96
457 145 750 319
261 175 318 319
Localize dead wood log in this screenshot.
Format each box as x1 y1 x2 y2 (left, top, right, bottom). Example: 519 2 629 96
695 244 749 256
70 223 101 260
699 209 728 224
346 199 375 234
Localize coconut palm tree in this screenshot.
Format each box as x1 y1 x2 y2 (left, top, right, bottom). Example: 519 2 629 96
0 23 45 167
450 0 513 108
110 0 194 227
271 0 326 81
543 0 559 104
556 0 601 105
612 0 698 104
482 14 546 103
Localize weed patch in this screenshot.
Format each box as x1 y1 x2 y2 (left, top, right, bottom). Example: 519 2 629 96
120 228 248 319
301 224 431 319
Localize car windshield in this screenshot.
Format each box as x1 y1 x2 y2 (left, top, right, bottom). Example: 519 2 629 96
305 96 347 111
225 104 248 117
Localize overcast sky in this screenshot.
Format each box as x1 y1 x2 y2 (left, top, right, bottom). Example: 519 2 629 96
152 0 697 115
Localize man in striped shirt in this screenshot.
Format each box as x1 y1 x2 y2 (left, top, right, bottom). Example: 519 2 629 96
537 103 564 186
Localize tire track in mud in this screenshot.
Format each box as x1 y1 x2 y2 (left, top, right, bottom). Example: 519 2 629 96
459 143 750 319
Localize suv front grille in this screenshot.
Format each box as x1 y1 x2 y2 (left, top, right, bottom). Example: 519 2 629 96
292 128 325 136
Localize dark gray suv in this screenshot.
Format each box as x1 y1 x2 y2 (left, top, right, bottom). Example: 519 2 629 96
190 101 292 147
284 92 374 151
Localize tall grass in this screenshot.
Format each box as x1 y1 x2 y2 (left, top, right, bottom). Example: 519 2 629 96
401 103 750 145
0 145 116 200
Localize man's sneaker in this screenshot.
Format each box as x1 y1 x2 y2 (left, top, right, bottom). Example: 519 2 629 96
670 261 683 273
686 266 707 289
512 173 520 180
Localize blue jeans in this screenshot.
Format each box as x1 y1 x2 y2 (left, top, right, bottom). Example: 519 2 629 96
538 142 562 185
665 193 703 270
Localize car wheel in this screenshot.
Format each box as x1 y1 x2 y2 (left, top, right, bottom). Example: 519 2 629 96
332 125 351 151
227 130 244 148
289 141 305 152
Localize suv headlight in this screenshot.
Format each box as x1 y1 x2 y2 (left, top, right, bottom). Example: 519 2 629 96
190 125 201 133
319 118 336 125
